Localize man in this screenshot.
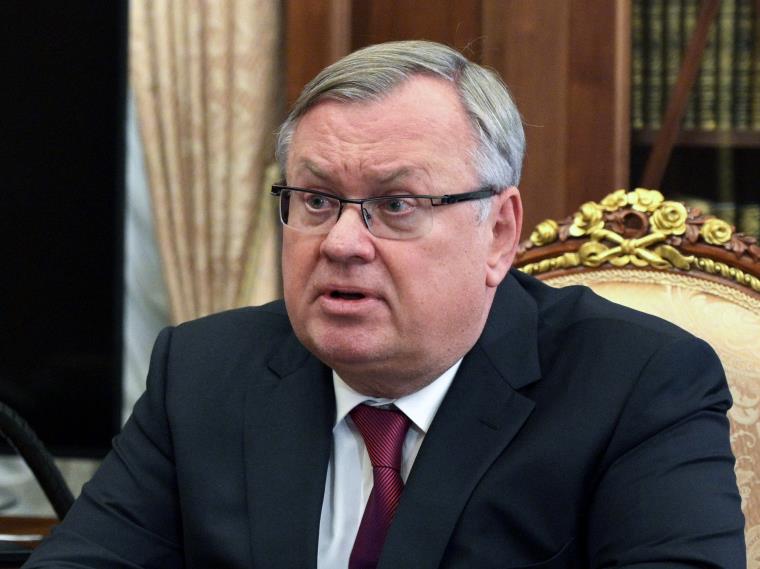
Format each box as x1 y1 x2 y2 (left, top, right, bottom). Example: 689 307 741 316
26 41 744 568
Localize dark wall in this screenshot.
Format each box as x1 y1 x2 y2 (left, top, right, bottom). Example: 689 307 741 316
0 1 127 457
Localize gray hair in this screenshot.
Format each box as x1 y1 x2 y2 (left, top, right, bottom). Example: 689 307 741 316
276 40 525 211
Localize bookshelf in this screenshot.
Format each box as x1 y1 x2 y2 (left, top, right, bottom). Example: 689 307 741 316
634 128 760 147
631 0 760 237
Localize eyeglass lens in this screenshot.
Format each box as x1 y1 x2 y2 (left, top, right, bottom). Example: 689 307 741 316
279 190 432 240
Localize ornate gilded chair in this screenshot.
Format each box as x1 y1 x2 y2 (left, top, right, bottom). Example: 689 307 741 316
514 188 760 564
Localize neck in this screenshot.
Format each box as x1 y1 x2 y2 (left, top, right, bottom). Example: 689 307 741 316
338 374 435 399
336 356 464 399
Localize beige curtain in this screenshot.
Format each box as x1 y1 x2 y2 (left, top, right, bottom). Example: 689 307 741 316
129 0 281 324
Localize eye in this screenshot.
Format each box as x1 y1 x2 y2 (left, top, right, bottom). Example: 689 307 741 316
304 193 331 211
380 197 416 214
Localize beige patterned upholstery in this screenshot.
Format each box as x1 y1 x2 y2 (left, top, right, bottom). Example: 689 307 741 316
515 189 760 566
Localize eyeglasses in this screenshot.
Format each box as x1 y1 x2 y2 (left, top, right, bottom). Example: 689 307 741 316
271 184 496 240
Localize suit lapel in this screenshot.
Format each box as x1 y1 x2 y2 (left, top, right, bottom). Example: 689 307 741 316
379 273 542 568
244 332 334 569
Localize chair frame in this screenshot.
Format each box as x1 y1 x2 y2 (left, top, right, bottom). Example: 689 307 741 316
515 188 760 300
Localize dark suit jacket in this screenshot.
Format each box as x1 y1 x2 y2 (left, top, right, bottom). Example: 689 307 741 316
25 270 745 568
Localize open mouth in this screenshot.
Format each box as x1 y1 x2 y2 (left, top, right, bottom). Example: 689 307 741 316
329 290 366 300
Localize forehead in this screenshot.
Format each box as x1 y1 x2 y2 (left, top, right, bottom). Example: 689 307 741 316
288 76 478 185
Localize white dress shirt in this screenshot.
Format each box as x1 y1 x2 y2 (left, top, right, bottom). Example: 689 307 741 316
317 360 462 568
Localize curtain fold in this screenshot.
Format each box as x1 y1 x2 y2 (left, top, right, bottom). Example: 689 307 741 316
129 0 281 324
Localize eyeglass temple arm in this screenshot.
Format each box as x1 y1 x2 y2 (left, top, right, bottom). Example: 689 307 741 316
433 187 496 206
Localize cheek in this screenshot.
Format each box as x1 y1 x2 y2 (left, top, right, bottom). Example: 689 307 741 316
391 245 487 322
282 236 318 302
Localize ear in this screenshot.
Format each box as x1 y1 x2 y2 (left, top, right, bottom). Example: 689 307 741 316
485 186 523 288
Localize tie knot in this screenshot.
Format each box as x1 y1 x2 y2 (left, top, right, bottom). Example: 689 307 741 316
350 404 410 470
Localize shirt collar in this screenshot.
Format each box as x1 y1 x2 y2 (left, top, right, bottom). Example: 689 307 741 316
332 359 462 434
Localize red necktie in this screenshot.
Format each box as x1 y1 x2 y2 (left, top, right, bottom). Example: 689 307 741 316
348 404 411 569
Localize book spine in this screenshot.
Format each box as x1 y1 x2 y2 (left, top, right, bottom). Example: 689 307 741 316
717 0 736 130
647 0 665 129
699 12 719 130
665 0 682 115
752 1 760 129
682 0 699 130
733 0 753 129
632 0 646 130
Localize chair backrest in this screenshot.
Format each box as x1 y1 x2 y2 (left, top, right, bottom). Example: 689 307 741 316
0 401 73 520
514 188 760 564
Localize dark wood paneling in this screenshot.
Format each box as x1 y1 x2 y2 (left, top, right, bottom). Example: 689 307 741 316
285 0 484 117
566 0 630 204
482 0 571 234
483 0 629 235
351 0 483 57
285 0 351 106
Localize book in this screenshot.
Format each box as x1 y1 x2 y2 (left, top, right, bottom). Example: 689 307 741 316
646 0 665 129
752 0 760 129
632 0 645 130
717 0 736 131
732 0 753 129
698 10 719 130
682 0 699 130
664 0 682 118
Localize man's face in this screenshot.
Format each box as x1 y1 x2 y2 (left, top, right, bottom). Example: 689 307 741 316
282 76 521 396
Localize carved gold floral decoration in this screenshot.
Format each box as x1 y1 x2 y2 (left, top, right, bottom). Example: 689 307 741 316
650 201 688 235
576 229 692 269
530 219 559 246
600 189 628 211
517 188 760 294
628 188 664 212
701 218 733 245
569 202 604 237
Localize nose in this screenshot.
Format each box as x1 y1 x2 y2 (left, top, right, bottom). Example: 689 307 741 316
319 203 376 263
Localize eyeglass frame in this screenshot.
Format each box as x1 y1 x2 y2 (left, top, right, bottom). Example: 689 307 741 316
270 183 497 239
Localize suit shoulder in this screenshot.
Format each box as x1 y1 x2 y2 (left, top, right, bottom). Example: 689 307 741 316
146 299 301 402
169 299 292 353
513 270 694 343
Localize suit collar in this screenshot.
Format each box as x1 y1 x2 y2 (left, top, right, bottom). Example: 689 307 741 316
378 271 542 568
267 326 316 377
478 269 542 390
245 338 334 569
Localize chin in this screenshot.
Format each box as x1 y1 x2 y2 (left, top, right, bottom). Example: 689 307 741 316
299 326 392 370
311 337 387 367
